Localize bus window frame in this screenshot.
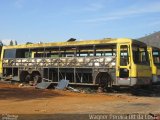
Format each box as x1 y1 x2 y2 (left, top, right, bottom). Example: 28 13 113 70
132 44 149 65
152 49 160 66
3 49 16 59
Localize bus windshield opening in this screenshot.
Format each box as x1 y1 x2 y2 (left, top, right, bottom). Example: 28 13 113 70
153 50 160 66
132 45 149 64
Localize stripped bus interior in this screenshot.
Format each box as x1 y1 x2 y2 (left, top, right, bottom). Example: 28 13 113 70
3 43 116 86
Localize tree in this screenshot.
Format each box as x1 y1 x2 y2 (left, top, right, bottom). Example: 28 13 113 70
26 42 33 45
0 40 3 46
10 40 13 46
15 40 18 45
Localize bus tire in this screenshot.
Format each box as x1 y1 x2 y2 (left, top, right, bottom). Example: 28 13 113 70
96 72 112 89
31 71 42 84
20 71 31 83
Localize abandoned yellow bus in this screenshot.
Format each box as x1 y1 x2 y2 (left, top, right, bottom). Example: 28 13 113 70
148 46 160 84
0 38 152 87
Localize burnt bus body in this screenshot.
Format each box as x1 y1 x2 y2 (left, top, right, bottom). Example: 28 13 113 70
0 38 152 87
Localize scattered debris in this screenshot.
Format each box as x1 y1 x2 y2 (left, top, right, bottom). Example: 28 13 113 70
1 75 12 81
97 87 104 93
67 86 80 92
36 82 53 89
55 79 69 90
0 80 12 84
29 81 34 86
18 83 24 87
43 78 52 82
18 83 35 88
12 76 20 81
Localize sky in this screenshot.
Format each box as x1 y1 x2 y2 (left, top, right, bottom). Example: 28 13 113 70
0 0 160 45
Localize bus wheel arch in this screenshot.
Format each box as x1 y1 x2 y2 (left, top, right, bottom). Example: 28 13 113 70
20 71 31 83
31 71 42 84
95 72 113 88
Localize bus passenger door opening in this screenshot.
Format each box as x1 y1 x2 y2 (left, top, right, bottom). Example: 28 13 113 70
119 45 130 79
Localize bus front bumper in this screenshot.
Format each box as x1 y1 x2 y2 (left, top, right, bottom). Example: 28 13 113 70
116 77 151 86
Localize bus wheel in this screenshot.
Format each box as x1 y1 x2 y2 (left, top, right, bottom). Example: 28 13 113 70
96 72 112 90
32 72 42 85
20 71 31 83
25 74 32 83
33 75 42 84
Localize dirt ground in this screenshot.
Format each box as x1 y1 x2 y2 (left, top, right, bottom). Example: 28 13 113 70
0 82 160 120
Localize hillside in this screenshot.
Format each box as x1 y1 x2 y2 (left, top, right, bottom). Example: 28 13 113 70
138 31 160 48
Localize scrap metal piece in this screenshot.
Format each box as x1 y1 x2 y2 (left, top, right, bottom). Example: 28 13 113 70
55 79 69 90
67 86 80 92
36 82 53 89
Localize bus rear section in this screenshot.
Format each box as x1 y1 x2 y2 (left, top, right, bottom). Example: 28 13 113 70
148 47 160 84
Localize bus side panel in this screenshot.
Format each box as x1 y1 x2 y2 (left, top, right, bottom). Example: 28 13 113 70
136 65 152 77
130 64 152 86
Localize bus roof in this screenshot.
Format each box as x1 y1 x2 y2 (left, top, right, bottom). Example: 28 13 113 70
148 46 160 51
3 38 146 49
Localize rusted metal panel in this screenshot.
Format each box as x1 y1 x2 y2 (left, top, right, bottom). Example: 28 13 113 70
3 56 116 68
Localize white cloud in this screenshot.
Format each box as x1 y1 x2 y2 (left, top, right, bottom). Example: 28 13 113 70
78 1 160 23
83 3 104 12
79 16 122 23
14 0 25 8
